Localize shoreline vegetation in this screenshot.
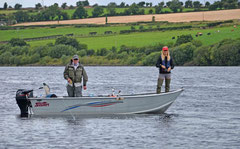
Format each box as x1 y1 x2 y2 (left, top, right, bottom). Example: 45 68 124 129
0 20 240 66
1 1 240 66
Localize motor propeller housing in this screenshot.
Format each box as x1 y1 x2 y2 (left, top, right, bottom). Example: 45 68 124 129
15 89 33 117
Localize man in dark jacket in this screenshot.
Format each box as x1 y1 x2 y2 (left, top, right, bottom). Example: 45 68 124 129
63 55 88 97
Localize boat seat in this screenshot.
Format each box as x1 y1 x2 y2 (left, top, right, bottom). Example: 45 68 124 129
46 94 57 98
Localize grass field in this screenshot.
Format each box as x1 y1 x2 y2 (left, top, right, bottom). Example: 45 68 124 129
0 23 197 41
26 26 240 50
0 9 18 14
1 11 238 50
0 25 130 41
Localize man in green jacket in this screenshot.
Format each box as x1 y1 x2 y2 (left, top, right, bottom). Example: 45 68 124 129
63 55 88 97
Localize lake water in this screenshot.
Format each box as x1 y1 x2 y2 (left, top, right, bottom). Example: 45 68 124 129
0 66 239 149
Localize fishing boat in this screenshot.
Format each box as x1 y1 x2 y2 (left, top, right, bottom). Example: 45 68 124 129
15 88 183 117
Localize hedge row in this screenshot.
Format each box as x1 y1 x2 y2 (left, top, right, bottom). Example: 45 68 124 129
1 34 75 43
0 24 109 30
120 25 192 34
207 20 234 27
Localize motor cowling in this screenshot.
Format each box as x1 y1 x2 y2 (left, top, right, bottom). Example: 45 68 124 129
16 89 33 117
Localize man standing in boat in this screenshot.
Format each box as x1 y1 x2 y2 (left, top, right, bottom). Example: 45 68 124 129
63 55 88 97
156 46 174 93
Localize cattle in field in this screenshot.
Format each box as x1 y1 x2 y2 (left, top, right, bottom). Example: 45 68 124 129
66 33 74 36
89 32 97 35
197 32 203 36
104 31 113 34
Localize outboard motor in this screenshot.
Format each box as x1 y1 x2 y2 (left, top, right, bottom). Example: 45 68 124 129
16 89 33 117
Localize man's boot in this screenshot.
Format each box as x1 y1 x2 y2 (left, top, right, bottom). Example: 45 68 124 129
165 79 171 92
156 78 164 94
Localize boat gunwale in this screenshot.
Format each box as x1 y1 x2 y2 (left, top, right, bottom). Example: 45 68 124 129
29 88 184 101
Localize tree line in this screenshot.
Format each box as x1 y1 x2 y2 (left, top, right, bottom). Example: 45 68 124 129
1 0 240 24
2 0 240 10
0 35 239 66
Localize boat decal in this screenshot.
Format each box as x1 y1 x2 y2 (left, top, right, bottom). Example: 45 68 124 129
35 102 49 107
62 101 123 112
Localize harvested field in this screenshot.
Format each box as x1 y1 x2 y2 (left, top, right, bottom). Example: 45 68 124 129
13 9 240 26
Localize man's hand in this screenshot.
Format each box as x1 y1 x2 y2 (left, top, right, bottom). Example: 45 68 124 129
83 86 87 90
67 78 72 83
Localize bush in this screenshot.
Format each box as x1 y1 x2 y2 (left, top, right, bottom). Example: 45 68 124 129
78 43 88 51
39 56 52 65
191 40 203 47
0 51 12 64
142 52 161 66
127 56 140 65
73 6 88 19
60 55 70 65
131 26 136 30
110 46 117 53
30 53 40 64
212 39 240 66
12 56 21 65
33 46 49 57
106 51 117 60
193 46 212 66
139 25 144 30
0 44 10 55
209 4 218 10
92 6 104 17
55 36 80 49
49 45 77 58
10 46 29 56
86 49 95 56
77 50 87 57
9 38 27 47
117 51 128 59
149 9 154 14
175 34 193 46
172 43 196 65
118 45 137 54
96 48 108 56
20 55 31 65
144 44 164 55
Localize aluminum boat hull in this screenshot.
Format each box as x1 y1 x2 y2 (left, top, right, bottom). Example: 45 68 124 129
29 88 183 115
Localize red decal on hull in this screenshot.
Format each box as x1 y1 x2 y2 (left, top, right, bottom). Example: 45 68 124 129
35 102 49 107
